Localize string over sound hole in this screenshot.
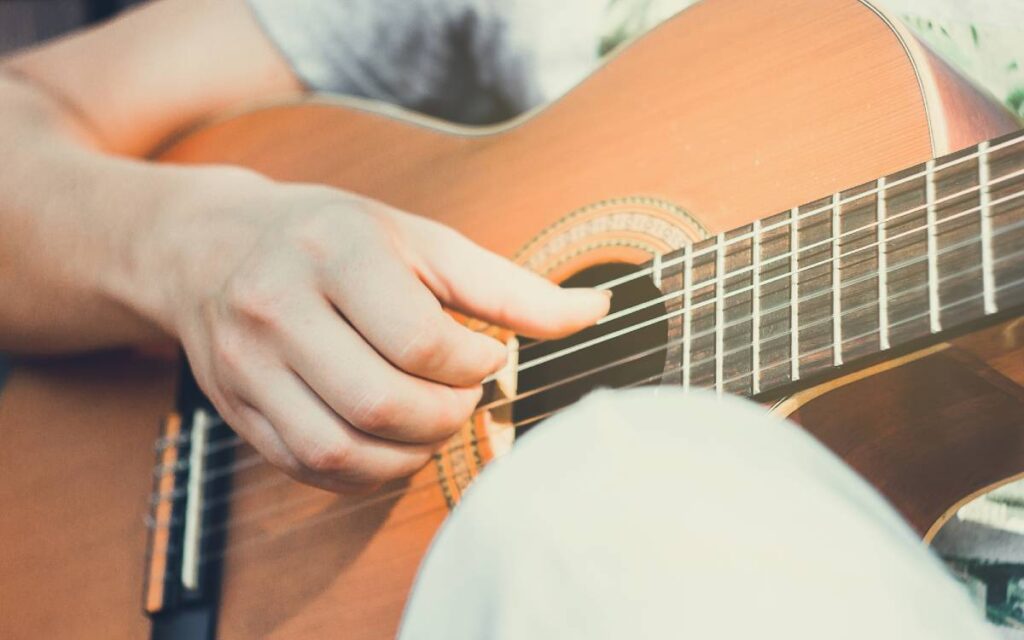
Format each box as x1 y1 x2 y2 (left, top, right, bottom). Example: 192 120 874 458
513 263 669 438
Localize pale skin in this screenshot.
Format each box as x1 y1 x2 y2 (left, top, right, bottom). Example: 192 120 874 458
0 0 609 492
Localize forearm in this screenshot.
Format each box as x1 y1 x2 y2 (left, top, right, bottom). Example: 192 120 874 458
0 70 261 353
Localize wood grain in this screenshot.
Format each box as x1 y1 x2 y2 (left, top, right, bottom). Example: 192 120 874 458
0 353 175 639
782 317 1024 538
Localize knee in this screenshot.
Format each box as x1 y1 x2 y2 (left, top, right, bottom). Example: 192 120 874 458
470 388 809 520
510 387 802 478
473 387 904 542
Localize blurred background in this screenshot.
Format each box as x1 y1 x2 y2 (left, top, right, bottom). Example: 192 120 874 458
2 0 1022 118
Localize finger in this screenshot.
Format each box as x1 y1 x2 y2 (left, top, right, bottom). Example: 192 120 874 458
233 403 374 494
324 239 507 387
237 363 437 488
188 355 306 479
278 296 482 444
409 221 611 338
230 401 304 472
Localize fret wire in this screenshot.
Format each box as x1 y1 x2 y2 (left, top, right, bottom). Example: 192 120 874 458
585 168 1024 334
594 173 1015 331
751 219 762 394
714 232 725 396
978 140 998 314
830 192 844 366
652 252 663 289
742 166 1023 289
710 270 1024 392
719 266 1023 390
876 177 891 350
682 245 694 392
645 179 1022 331
513 191 1024 377
503 219 1015 411
789 207 800 382
163 242 1024 490
171 259 1024 498
188 175 1024 468
157 264 1024 553
627 274 1024 400
584 136 1024 297
586 157 1023 304
925 159 942 332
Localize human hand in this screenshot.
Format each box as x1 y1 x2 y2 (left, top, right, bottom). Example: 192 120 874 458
140 172 609 492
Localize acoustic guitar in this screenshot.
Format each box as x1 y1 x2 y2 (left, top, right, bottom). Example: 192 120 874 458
2 0 1023 638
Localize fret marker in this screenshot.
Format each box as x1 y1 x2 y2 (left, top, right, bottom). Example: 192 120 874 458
978 141 998 315
925 159 942 333
831 193 843 367
751 220 762 395
714 233 725 396
877 177 890 350
789 208 800 383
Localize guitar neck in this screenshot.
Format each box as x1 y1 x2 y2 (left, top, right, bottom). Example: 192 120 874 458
653 129 1024 399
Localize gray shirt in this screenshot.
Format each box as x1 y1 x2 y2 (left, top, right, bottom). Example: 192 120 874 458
245 0 609 124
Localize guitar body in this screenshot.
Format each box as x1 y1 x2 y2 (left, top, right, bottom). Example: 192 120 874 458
2 0 1021 638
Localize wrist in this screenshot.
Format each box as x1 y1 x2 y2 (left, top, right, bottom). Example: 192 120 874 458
107 163 274 339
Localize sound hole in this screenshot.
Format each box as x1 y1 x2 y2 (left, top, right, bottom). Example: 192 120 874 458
513 262 669 437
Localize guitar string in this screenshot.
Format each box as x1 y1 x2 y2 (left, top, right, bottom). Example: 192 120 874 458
154 139 1024 452
512 171 1024 374
151 242 1024 516
149 186 1024 484
516 133 1024 350
151 166 1024 464
152 270 1024 569
154 195 1024 489
151 215 1024 514
513 132 1024 351
586 173 1021 330
149 206 1024 495
147 238 1024 520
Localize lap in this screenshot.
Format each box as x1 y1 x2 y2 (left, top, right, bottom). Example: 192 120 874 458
399 388 994 639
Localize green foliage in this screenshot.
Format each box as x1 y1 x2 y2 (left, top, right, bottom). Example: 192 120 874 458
599 0 657 56
1009 88 1024 117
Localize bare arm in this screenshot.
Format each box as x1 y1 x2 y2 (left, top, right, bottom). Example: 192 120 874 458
0 0 301 350
0 0 608 491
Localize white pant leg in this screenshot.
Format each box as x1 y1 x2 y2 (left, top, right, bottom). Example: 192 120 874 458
398 388 995 640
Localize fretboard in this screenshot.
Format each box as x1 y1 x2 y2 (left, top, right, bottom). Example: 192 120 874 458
653 129 1024 399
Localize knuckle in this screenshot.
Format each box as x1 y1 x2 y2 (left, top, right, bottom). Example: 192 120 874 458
225 276 287 328
350 393 397 432
396 321 446 372
210 330 245 373
300 438 354 474
288 211 337 261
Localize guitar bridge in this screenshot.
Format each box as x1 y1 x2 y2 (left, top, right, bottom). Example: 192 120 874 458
142 367 234 639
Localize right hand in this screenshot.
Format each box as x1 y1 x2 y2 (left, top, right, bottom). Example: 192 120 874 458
139 171 610 493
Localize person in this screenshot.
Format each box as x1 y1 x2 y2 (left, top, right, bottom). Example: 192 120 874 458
0 0 612 493
0 1 997 637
